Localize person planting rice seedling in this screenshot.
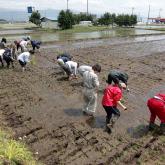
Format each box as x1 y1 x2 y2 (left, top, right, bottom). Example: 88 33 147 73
60 60 79 80
0 38 7 49
82 64 101 117
19 40 30 53
3 46 14 68
147 93 165 135
78 64 92 77
107 70 129 91
30 40 42 52
17 50 34 72
57 52 72 63
102 78 127 133
0 48 5 67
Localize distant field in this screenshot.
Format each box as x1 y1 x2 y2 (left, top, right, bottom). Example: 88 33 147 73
0 22 37 29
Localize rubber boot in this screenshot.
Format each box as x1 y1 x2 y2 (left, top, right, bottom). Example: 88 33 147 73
109 115 119 128
105 116 112 134
160 123 165 135
148 122 156 131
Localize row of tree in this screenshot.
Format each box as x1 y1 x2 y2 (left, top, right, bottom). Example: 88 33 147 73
29 10 137 29
58 10 137 29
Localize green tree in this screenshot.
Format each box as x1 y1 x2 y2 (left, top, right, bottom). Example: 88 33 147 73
58 10 74 30
29 10 41 26
98 12 116 26
115 14 137 27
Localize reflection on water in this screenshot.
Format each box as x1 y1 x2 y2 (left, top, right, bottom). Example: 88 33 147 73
4 28 165 43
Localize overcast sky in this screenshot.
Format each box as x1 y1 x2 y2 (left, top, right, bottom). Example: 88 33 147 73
0 0 165 18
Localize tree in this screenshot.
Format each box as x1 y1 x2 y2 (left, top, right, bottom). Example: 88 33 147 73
58 10 74 30
29 11 41 26
98 13 116 26
115 14 137 27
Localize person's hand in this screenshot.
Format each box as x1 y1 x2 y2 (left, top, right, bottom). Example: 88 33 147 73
124 107 127 111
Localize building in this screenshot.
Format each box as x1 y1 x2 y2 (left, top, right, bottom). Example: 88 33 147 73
40 17 59 29
148 17 165 24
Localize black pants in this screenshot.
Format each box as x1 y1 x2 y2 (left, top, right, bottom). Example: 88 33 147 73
3 56 14 68
103 106 120 125
0 56 4 67
18 60 26 67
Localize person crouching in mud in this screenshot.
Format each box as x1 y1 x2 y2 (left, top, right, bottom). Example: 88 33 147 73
3 46 14 68
102 79 127 133
147 93 165 135
107 70 129 91
17 50 34 72
82 64 101 117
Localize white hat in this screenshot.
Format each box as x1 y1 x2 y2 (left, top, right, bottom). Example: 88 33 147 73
57 59 64 65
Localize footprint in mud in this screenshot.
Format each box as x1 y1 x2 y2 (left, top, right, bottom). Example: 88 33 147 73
127 124 149 138
57 77 68 81
86 115 105 129
64 108 82 117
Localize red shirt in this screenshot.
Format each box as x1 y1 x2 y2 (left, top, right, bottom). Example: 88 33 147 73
102 84 122 107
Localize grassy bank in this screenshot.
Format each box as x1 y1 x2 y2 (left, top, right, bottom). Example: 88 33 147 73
0 129 39 165
0 23 37 30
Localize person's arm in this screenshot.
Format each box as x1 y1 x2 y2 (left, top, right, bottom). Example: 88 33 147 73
117 100 127 110
93 75 99 91
24 55 30 63
73 63 77 76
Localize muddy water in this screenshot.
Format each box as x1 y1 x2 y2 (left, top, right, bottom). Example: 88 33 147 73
42 34 165 57
0 29 33 35
3 28 165 43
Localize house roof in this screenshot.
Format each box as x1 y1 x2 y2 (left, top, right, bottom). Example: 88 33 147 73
40 17 57 22
0 19 8 22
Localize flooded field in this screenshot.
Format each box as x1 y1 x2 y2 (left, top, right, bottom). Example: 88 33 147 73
1 28 165 43
0 35 165 164
43 34 165 58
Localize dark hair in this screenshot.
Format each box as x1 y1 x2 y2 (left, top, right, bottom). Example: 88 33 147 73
29 50 35 54
92 64 101 72
57 55 60 59
1 38 7 43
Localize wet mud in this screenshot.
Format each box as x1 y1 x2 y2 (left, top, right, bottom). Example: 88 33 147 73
0 37 165 164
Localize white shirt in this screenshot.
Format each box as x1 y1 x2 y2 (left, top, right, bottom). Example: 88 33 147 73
0 49 5 58
17 52 30 63
78 65 92 76
20 40 29 47
83 70 99 89
66 61 78 75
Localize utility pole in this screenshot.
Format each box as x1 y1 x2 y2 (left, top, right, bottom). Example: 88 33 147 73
147 4 150 25
67 0 69 10
158 8 162 18
132 7 134 15
87 0 88 15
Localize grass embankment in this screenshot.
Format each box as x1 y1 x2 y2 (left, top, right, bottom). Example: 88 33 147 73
0 23 37 30
145 28 165 31
59 25 112 33
31 25 113 33
0 129 39 165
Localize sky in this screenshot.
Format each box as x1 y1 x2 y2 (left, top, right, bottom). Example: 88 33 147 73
0 0 165 18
